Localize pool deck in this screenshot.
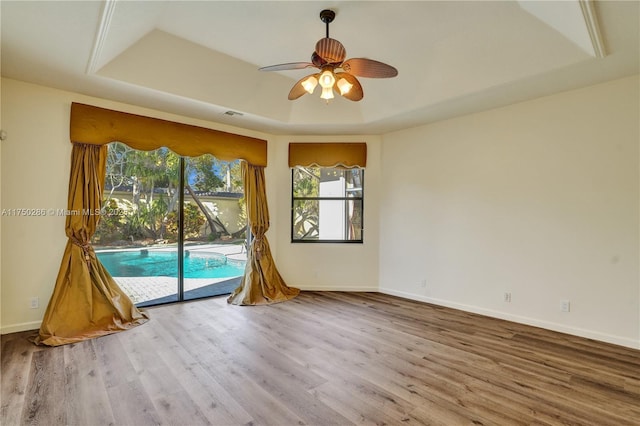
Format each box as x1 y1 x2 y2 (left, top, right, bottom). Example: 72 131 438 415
98 243 247 305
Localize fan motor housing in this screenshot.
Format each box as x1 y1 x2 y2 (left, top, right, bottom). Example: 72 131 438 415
320 9 335 24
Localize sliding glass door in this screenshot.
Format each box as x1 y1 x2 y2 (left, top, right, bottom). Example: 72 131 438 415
181 156 246 301
92 143 246 306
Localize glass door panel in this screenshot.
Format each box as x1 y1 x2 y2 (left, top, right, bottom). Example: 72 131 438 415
93 143 179 306
182 156 246 301
93 144 247 306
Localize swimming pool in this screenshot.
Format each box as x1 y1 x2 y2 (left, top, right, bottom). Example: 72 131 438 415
96 250 245 279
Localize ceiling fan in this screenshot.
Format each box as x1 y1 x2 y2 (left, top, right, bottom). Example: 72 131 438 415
259 9 398 102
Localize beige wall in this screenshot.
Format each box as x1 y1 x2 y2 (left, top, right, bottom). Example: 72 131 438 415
379 75 640 348
0 76 3 331
0 79 272 333
1 80 71 333
271 135 381 291
0 78 379 333
2 75 638 349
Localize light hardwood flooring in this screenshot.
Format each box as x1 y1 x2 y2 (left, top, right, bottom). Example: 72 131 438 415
2 291 639 425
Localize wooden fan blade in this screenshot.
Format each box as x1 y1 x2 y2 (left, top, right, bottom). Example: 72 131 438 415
315 38 346 64
334 72 363 101
288 73 320 100
341 58 398 78
259 62 315 72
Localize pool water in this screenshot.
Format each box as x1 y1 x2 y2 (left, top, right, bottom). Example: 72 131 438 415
96 250 245 279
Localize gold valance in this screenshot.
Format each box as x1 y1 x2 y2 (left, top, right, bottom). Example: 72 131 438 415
288 142 367 168
70 103 267 166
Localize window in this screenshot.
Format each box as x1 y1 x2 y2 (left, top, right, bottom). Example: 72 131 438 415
291 166 363 243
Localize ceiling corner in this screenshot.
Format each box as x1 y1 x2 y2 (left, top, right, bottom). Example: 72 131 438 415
518 0 606 58
86 0 117 74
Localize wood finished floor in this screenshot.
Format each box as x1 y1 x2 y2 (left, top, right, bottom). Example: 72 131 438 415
1 291 639 426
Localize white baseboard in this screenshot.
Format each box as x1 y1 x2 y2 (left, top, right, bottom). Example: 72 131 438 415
297 285 378 292
1 320 41 335
0 288 376 335
4 289 638 350
379 287 640 350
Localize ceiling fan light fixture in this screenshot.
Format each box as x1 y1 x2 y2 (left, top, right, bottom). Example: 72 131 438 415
320 86 335 100
337 77 353 95
301 75 318 94
319 69 336 88
260 9 397 103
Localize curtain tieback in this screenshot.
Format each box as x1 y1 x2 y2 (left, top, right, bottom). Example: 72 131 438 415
253 236 263 260
70 237 93 270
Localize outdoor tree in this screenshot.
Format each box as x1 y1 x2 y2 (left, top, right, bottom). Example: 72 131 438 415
95 142 245 245
185 156 236 239
189 155 224 191
292 166 320 238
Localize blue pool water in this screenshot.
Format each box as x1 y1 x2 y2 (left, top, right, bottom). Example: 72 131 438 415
96 250 245 279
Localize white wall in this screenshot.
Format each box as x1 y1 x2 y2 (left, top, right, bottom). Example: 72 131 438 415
1 80 70 333
0 78 380 333
379 75 640 349
271 135 381 292
0 76 3 331
3 75 638 349
0 78 273 333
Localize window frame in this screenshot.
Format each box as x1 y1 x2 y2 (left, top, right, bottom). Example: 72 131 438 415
290 166 364 244
94 142 248 307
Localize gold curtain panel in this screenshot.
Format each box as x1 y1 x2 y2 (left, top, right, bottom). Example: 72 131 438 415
227 163 300 305
70 103 267 166
35 144 149 346
288 142 367 168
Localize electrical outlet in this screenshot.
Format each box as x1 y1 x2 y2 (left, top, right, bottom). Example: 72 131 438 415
504 292 512 303
561 300 570 312
30 297 39 309
420 279 427 289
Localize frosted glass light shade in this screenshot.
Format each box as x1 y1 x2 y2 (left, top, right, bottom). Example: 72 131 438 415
319 69 336 88
320 86 334 100
337 78 353 95
301 76 318 94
